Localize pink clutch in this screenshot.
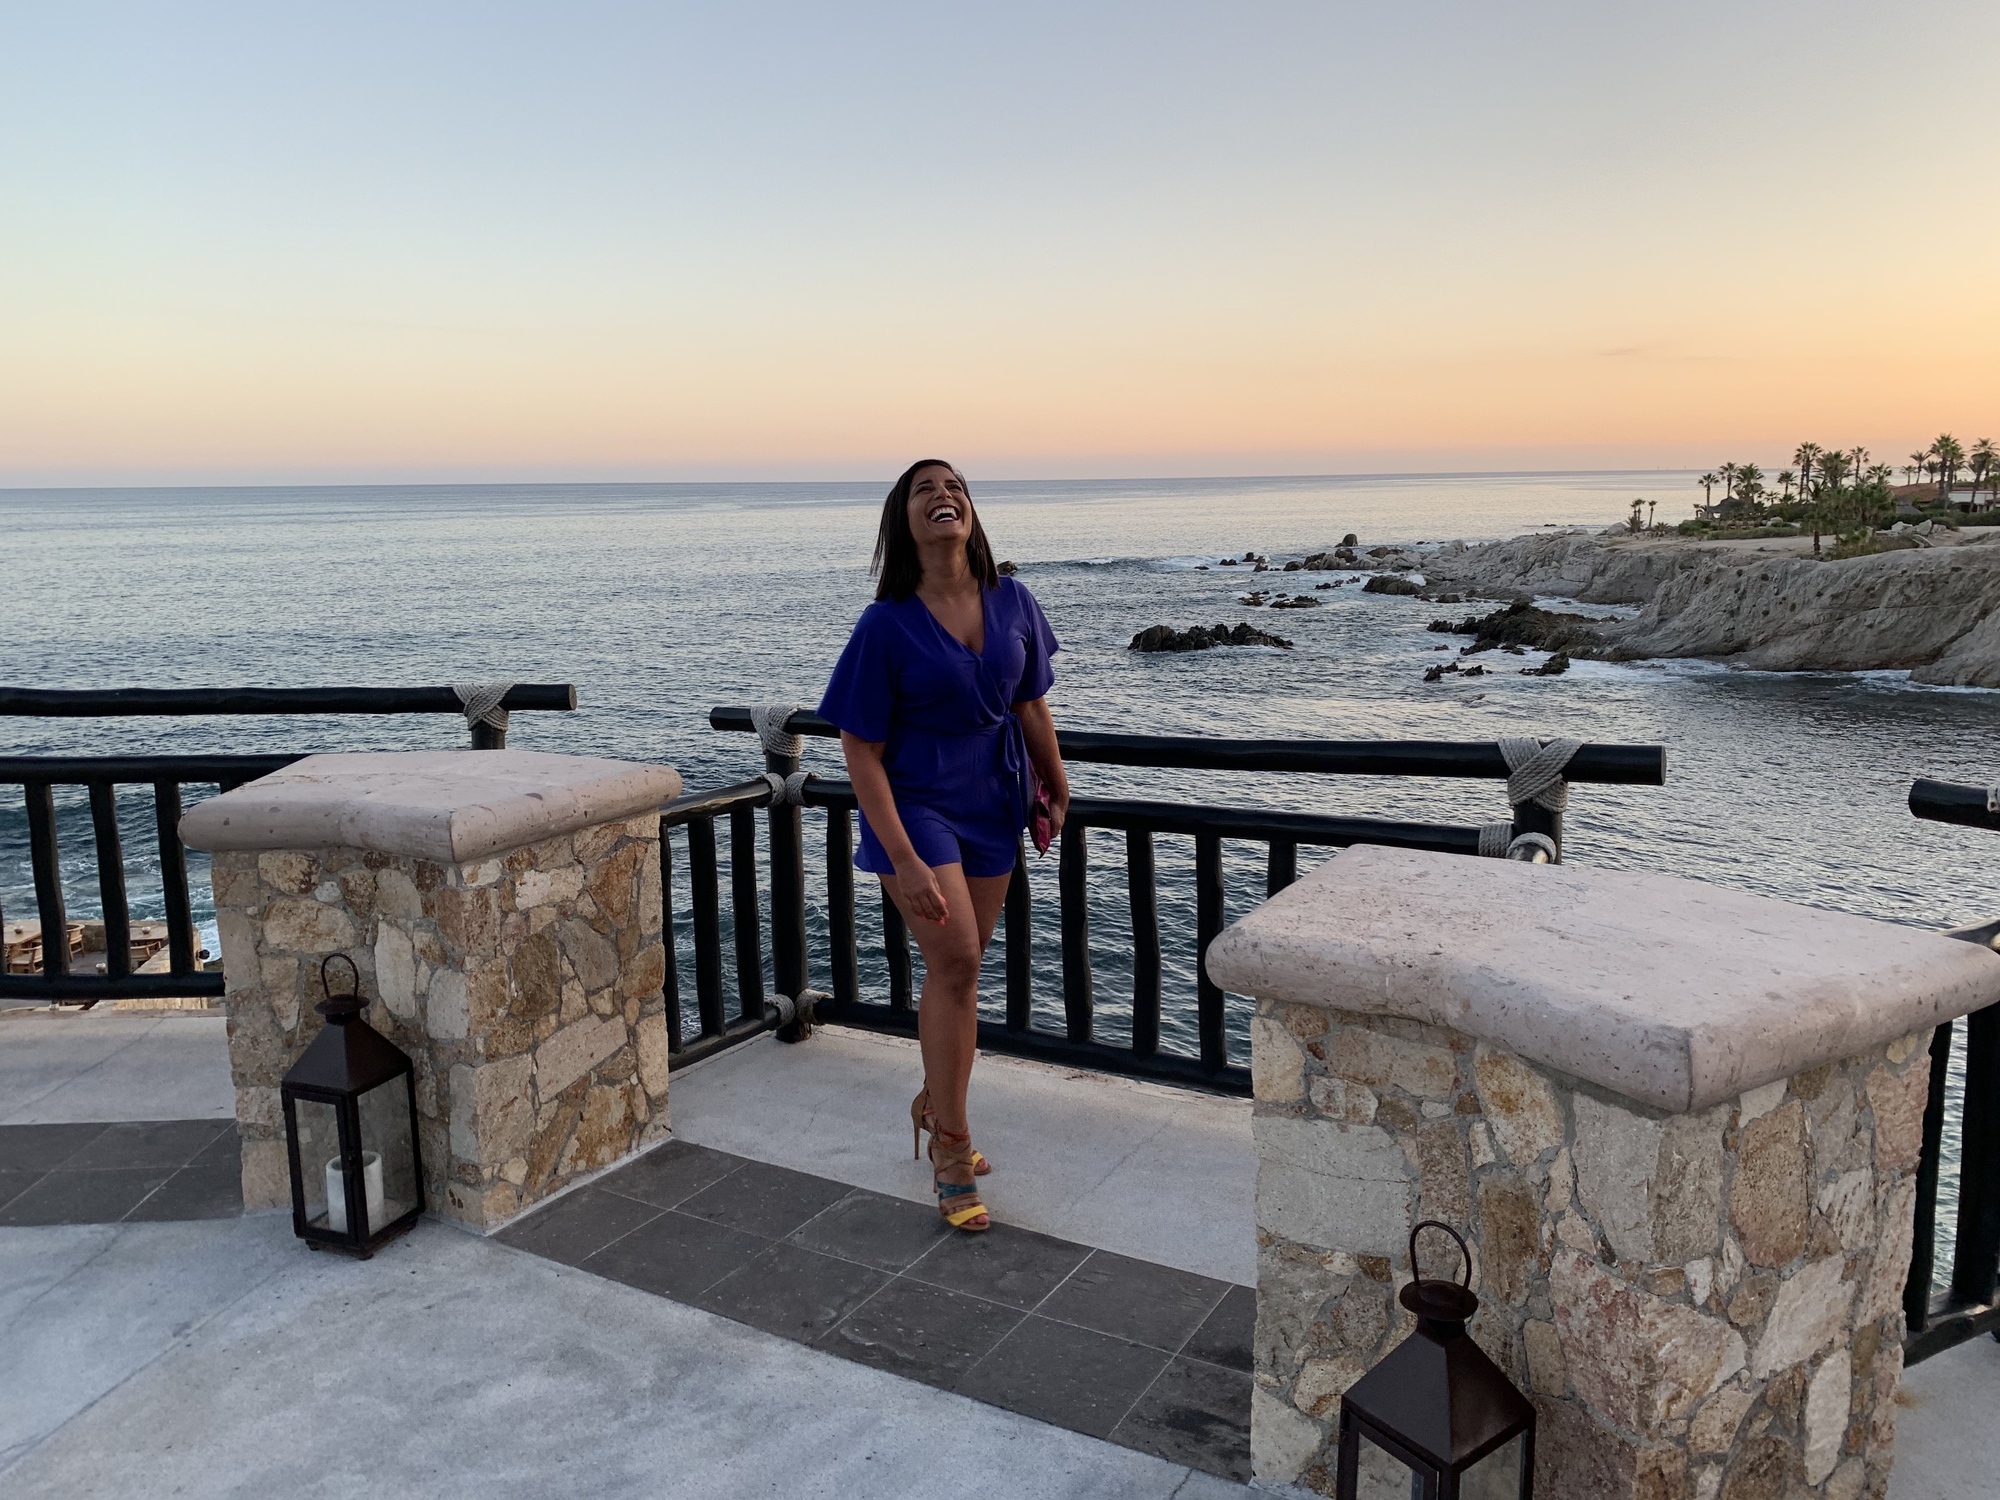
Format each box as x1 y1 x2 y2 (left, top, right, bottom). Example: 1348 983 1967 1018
1029 773 1055 856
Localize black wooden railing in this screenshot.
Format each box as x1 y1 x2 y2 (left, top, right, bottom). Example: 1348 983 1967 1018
660 708 1666 1094
0 684 575 1004
1905 777 2000 1364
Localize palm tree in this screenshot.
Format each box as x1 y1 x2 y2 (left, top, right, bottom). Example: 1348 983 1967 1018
1718 462 1740 500
1814 448 1851 552
1933 434 1966 498
1970 438 1997 507
1911 451 1931 488
1698 472 1718 512
1736 462 1765 504
1794 443 1822 499
1778 469 1796 501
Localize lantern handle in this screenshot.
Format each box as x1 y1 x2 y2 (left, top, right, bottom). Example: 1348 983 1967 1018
320 953 362 1012
1408 1219 1472 1289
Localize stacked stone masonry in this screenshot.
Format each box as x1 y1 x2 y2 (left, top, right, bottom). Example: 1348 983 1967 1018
1249 1002 1928 1500
216 813 671 1231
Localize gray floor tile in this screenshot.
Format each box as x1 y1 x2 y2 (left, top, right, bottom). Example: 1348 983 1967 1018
582 1209 766 1301
0 1167 45 1211
192 1127 242 1166
955 1314 1171 1439
0 1122 109 1172
595 1139 745 1211
695 1240 889 1343
1038 1249 1231 1352
905 1220 1091 1310
124 1161 244 1222
494 1186 661 1266
63 1119 233 1170
674 1158 853 1239
0 1167 176 1226
1109 1355 1253 1481
816 1275 1024 1386
787 1189 950 1272
1182 1284 1255 1372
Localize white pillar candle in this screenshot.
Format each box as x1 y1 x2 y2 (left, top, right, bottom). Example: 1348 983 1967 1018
325 1151 385 1234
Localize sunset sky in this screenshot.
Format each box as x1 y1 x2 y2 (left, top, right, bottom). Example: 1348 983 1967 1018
4 2 1996 486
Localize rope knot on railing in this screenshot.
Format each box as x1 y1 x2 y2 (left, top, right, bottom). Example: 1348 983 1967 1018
1499 735 1581 812
760 770 813 806
1478 736 1581 861
750 703 804 761
452 682 515 734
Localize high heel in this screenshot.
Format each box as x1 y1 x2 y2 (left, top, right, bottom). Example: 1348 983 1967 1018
911 1086 990 1174
929 1125 991 1232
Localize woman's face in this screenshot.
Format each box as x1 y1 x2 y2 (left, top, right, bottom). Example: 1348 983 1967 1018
906 465 971 548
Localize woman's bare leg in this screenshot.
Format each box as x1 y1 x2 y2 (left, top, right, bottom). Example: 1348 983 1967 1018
881 867 1011 1136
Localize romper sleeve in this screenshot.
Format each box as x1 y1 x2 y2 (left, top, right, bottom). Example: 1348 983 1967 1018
1012 581 1060 704
819 605 897 742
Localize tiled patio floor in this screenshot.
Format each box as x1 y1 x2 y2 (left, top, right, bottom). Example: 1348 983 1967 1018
0 1119 241 1225
498 1138 1253 1482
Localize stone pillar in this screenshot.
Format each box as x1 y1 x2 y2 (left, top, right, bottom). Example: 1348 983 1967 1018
182 750 682 1231
1206 844 2000 1500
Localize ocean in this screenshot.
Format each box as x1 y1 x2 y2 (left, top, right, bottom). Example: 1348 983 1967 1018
3 472 1995 1256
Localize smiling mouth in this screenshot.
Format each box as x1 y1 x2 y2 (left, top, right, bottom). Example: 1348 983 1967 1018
927 505 960 524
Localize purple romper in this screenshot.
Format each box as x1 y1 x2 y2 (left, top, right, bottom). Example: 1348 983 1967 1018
818 576 1059 879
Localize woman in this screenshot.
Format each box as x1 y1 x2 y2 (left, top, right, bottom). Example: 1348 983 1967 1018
818 460 1070 1233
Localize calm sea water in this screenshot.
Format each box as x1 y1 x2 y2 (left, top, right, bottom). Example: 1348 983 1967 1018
3 473 1994 1255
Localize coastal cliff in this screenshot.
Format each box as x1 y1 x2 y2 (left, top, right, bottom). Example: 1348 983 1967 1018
1425 529 2000 686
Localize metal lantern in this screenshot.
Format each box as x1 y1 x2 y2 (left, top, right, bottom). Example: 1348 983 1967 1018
280 955 424 1257
1336 1221 1536 1500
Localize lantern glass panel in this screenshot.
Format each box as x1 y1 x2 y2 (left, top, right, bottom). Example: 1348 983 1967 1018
1353 1430 1422 1500
293 1098 342 1231
1464 1434 1526 1499
356 1076 419 1230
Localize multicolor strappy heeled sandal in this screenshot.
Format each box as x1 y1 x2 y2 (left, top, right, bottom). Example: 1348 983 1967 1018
911 1086 990 1175
929 1125 991 1232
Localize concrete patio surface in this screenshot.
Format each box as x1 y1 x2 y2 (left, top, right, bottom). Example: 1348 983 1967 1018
666 1027 1257 1286
0 1212 1248 1499
0 1012 232 1125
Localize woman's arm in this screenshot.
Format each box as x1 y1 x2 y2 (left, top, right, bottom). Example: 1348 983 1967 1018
1013 697 1070 837
839 730 950 924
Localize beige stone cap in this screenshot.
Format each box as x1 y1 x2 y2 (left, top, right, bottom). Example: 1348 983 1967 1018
179 750 683 864
1206 844 2000 1114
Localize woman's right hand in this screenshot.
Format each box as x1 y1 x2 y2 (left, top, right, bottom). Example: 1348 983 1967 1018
892 858 950 925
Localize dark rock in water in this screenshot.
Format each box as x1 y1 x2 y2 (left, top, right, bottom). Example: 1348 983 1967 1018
1363 575 1422 596
997 560 1018 576
1428 593 1463 604
1282 560 1302 571
1269 594 1322 609
1219 557 1239 566
1129 622 1294 652
1432 599 1603 658
1520 652 1572 677
1367 545 1396 558
1341 533 1358 546
1315 582 1335 590
1253 562 1268 572
1462 663 1486 677
1502 644 1525 655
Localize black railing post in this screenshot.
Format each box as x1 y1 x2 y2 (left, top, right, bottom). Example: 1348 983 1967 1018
1059 820 1092 1044
728 805 765 1022
763 739 809 1003
1510 794 1561 859
1950 1003 2000 1308
1195 832 1226 1073
1004 842 1031 1031
88 782 131 981
661 827 684 1052
826 808 859 1016
25 781 68 979
1266 839 1297 897
152 781 198 974
883 897 913 1010
1128 830 1160 1059
469 720 506 749
1907 1019 1955 1331
688 817 725 1038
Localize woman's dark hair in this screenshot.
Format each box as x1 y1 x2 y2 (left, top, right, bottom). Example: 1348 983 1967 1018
871 459 1001 600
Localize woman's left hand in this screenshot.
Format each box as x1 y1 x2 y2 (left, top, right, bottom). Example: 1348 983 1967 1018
1047 786 1069 840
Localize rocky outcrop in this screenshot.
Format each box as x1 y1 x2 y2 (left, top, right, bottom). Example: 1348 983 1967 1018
1130 621 1294 652
1362 575 1420 596
1602 544 2000 685
1424 529 2000 686
1429 600 1608 657
1424 531 1696 604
